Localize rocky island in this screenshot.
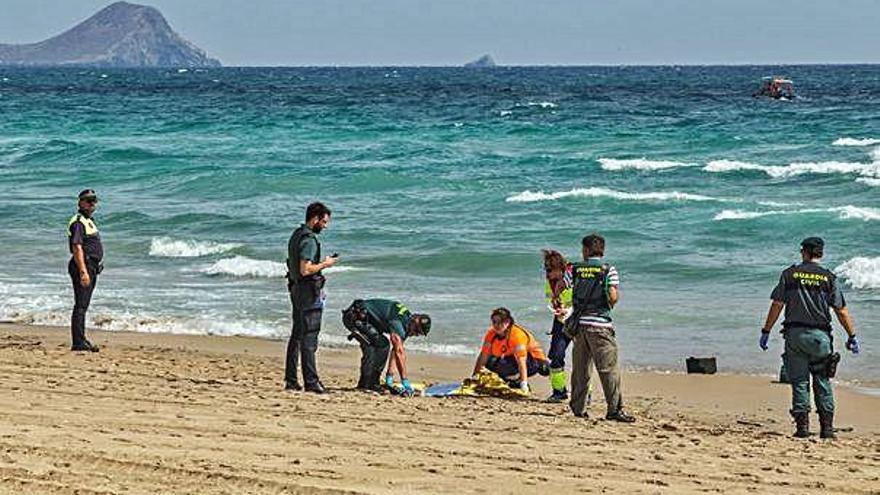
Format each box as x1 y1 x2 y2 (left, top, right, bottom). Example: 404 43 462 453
0 2 220 67
464 54 496 68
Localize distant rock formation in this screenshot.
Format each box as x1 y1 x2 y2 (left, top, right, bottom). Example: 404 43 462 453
464 55 496 68
0 2 220 67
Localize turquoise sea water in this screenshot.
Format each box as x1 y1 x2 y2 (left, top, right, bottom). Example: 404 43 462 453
0 66 877 380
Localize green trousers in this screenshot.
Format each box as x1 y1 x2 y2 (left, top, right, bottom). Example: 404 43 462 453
783 327 834 415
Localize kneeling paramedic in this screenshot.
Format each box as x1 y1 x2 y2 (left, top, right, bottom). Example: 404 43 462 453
760 237 860 439
342 299 431 396
472 307 550 395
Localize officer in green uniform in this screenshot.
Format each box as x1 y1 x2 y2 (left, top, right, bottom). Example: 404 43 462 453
341 298 431 396
285 202 337 394
566 233 634 423
760 237 860 439
67 189 103 352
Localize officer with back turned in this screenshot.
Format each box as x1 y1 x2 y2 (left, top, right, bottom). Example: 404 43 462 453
285 202 337 394
760 237 860 439
68 189 103 352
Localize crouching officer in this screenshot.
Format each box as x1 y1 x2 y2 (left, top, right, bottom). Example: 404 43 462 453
68 189 103 352
760 237 860 439
341 299 431 396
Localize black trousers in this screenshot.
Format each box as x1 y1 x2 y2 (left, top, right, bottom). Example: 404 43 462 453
486 354 543 381
358 333 391 387
68 259 98 347
285 292 322 386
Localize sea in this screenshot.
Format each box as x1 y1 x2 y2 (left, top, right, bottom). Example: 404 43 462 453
0 65 877 383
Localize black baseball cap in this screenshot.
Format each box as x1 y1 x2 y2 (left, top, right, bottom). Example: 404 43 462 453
800 237 824 250
78 189 98 201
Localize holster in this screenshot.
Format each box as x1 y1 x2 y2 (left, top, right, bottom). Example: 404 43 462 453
290 274 325 310
562 308 584 339
342 300 380 347
809 352 840 378
87 257 103 275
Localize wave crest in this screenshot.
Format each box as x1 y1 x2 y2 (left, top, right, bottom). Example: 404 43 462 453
598 158 696 171
714 206 880 222
704 160 880 179
506 187 716 203
835 257 880 289
199 256 364 278
149 237 242 258
832 137 880 147
856 177 880 187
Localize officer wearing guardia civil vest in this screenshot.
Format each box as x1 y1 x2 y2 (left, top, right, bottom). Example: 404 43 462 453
284 202 337 394
566 233 634 423
67 189 103 352
760 237 860 439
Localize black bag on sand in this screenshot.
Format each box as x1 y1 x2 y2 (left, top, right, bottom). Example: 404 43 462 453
686 357 717 374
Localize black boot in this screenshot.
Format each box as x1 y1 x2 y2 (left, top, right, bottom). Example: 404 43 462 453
792 412 810 438
818 411 836 439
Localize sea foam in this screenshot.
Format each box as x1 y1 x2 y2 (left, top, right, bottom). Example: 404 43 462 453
832 137 880 146
598 158 696 171
835 257 880 290
201 256 285 278
149 237 242 258
704 160 880 179
714 206 880 222
506 187 716 203
200 256 363 278
856 177 880 187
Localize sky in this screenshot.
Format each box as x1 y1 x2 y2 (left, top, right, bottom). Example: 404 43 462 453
1 0 879 66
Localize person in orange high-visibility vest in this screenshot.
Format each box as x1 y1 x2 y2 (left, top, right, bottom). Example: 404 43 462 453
472 307 550 395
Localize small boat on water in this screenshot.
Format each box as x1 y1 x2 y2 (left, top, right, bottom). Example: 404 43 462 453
754 76 795 100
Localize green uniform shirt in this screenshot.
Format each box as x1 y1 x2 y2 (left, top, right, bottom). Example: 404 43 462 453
363 299 411 340
287 223 320 283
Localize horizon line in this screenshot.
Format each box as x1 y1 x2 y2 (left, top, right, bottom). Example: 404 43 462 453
2 62 880 69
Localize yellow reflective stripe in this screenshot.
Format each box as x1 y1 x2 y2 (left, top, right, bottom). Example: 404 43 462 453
68 214 98 236
396 303 409 315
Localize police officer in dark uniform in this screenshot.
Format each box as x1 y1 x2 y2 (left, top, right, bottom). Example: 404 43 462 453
760 237 860 439
285 202 337 393
341 298 431 396
68 189 103 352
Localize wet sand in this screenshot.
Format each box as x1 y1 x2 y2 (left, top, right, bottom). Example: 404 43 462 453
0 323 878 494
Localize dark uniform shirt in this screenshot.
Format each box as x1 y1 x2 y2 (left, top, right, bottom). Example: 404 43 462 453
363 299 412 340
770 261 845 331
287 223 320 283
68 212 103 262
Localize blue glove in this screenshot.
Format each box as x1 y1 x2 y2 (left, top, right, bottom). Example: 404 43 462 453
384 374 394 388
759 330 770 351
846 335 860 355
401 378 414 397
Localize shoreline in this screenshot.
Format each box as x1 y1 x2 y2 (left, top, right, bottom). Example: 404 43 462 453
1 322 879 494
7 319 878 392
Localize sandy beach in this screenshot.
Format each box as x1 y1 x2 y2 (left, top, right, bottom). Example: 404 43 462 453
0 323 878 494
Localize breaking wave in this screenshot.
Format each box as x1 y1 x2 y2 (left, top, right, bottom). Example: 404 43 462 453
704 160 880 179
506 187 716 203
199 256 364 278
832 137 880 147
597 158 696 171
856 177 880 187
835 257 880 290
714 206 880 221
149 237 242 258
